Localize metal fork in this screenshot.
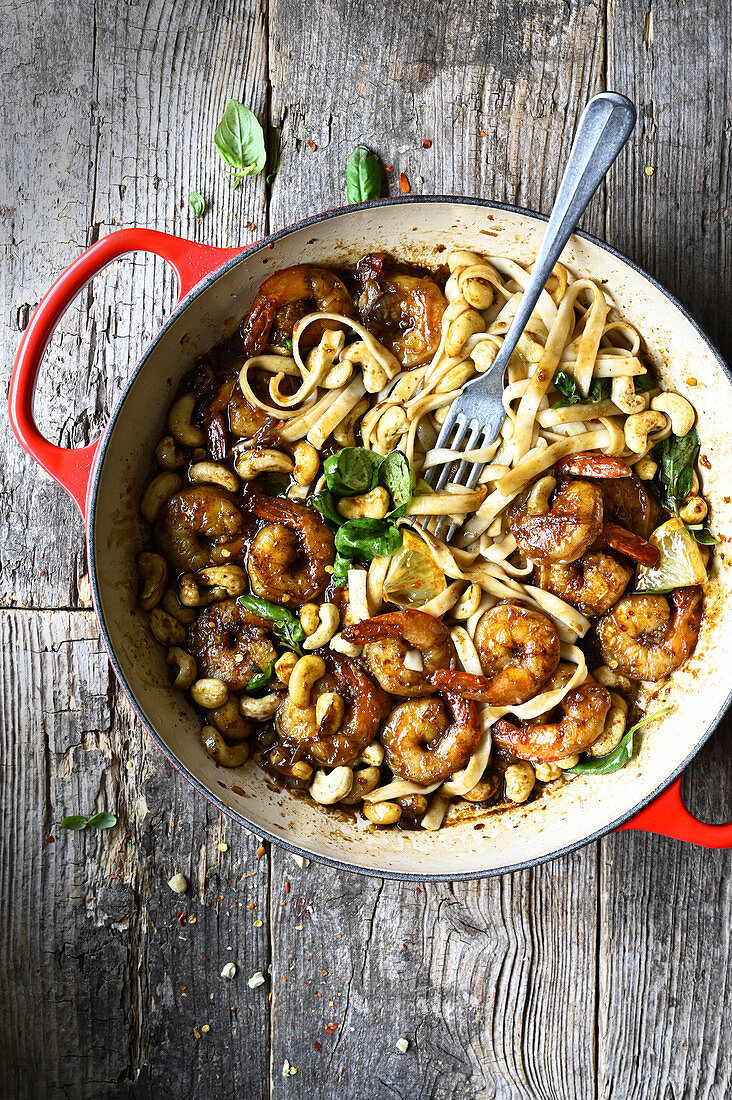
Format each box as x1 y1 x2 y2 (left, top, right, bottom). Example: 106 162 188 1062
425 91 637 541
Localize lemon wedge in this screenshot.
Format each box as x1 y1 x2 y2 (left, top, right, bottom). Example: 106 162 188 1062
382 529 447 609
635 517 708 593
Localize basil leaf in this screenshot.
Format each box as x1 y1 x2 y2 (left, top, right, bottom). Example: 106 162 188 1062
324 447 384 497
261 471 291 498
346 145 382 204
214 100 266 187
282 337 293 353
61 815 88 831
566 705 673 775
588 377 611 403
331 551 351 587
378 451 415 518
238 595 305 654
552 370 609 408
335 518 402 561
85 812 117 830
651 428 701 514
245 660 276 694
686 524 719 546
189 191 206 219
309 489 343 529
634 370 656 392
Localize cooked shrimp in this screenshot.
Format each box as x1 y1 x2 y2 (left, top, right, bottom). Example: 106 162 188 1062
600 474 660 540
275 653 390 767
154 486 244 573
357 255 447 367
341 610 456 697
187 599 278 690
535 551 633 616
380 692 480 784
430 603 560 705
555 452 632 479
241 265 356 355
247 496 335 606
492 665 611 762
597 588 703 681
508 478 603 564
601 523 660 567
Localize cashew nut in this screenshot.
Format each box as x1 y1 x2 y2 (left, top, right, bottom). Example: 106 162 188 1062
611 376 646 415
461 775 500 802
211 698 251 741
398 793 429 818
167 646 197 689
632 456 658 481
504 762 536 804
624 410 668 454
340 340 400 393
190 678 229 709
179 573 224 607
269 748 314 784
189 461 240 492
293 441 319 486
355 742 385 767
556 754 580 770
304 330 347 388
592 665 633 694
197 564 248 596
288 655 326 707
148 608 186 646
333 397 370 447
361 404 409 454
274 652 298 686
303 604 341 650
336 487 390 521
526 475 556 517
679 496 708 524
201 725 249 767
234 447 294 480
444 308 484 359
329 631 362 657
533 762 563 783
140 472 183 523
588 692 627 757
363 800 402 825
238 692 279 720
340 766 382 804
160 588 197 624
651 392 695 436
309 766 354 805
168 393 205 446
450 583 483 621
137 550 168 610
155 434 186 469
314 692 345 736
434 360 476 394
299 603 321 636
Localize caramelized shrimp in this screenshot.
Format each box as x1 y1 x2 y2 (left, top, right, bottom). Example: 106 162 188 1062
600 523 660 567
535 551 634 616
492 665 611 762
357 255 447 367
380 692 480 784
430 603 560 705
275 654 390 767
154 486 244 573
187 599 277 690
555 452 632 479
509 479 603 564
597 588 703 681
341 610 456 697
247 496 335 606
241 265 356 355
600 474 660 540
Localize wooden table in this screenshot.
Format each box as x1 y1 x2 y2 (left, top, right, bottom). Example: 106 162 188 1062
2 1 731 1096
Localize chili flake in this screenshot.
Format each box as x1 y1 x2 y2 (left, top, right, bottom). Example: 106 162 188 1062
325 1023 338 1034
307 140 318 152
422 139 432 148
398 173 410 193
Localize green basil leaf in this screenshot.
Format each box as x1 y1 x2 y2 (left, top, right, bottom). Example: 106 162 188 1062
245 660 276 694
61 815 88 831
331 551 351 587
309 490 343 529
282 337 293 353
566 705 673 776
651 428 701 514
634 370 656 392
588 377 611 403
686 524 719 546
552 370 609 408
378 451 415 518
214 100 266 187
189 191 206 219
552 370 579 404
335 518 402 562
346 145 382 204
261 471 291 499
324 447 384 497
85 812 118 830
237 595 305 654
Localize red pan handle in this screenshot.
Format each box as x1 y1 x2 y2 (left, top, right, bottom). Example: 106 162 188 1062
618 776 732 848
9 228 245 518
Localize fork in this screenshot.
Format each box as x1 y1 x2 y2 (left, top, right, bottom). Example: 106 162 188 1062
424 91 637 541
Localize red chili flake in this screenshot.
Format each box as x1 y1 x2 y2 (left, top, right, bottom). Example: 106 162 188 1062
255 846 265 859
313 1041 322 1051
422 139 432 148
86 897 93 903
180 985 187 991
284 881 290 894
386 165 393 172
246 221 257 231
321 969 328 977
45 836 54 843
124 833 131 838
248 902 255 910
398 173 410 194
307 140 318 152
109 873 116 880
325 1023 339 1034
176 910 188 926
480 130 488 137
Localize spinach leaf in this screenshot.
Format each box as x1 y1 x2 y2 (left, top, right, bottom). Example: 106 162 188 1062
686 524 719 546
331 551 351 587
324 447 384 497
309 489 343 529
214 100 266 187
651 428 700 514
566 705 673 775
378 450 415 518
552 370 609 408
346 145 382 204
245 660 276 694
634 369 656 392
61 811 118 831
335 518 402 562
237 595 305 654
189 191 207 219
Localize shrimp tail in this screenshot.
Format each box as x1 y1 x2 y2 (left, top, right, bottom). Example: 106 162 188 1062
430 669 498 703
251 495 296 524
556 452 632 479
442 690 478 729
601 522 660 566
341 612 405 644
241 300 276 356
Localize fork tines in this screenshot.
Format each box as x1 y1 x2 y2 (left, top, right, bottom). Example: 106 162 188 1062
422 414 492 540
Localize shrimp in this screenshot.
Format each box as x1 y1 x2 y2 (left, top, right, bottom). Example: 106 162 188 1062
535 551 634 616
380 692 480 784
275 653 390 767
492 665 611 762
555 452 632 479
430 603 560 705
600 474 660 540
241 265 356 355
154 486 244 573
187 599 278 690
597 587 703 681
508 478 603 564
600 523 660 567
356 254 447 367
247 496 335 606
341 610 456 697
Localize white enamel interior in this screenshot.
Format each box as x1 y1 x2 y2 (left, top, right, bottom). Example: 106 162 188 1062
90 199 732 877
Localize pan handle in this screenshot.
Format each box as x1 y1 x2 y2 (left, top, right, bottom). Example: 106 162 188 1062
9 228 244 518
618 776 732 848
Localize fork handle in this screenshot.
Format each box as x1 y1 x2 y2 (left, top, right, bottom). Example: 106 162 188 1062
494 92 636 370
